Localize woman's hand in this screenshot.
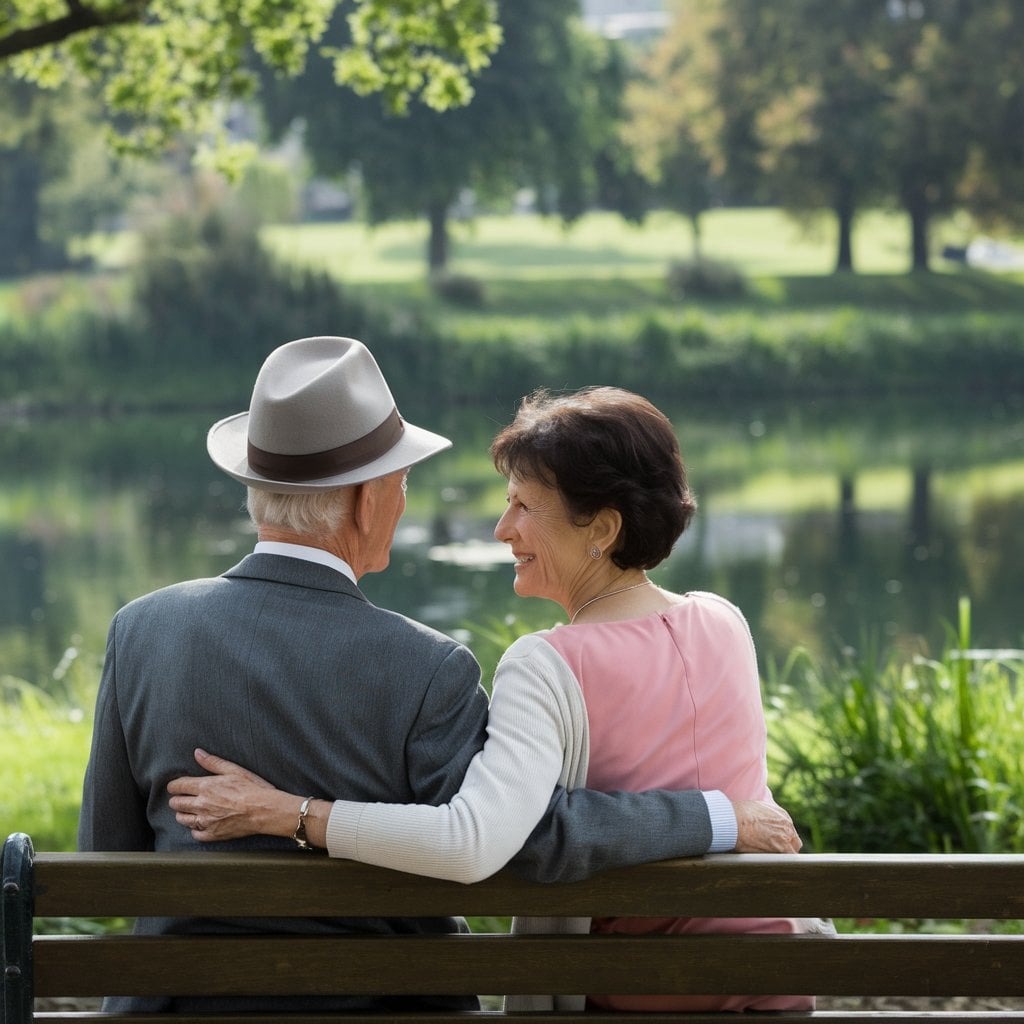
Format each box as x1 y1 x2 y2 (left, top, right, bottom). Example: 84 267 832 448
732 799 803 854
167 748 302 843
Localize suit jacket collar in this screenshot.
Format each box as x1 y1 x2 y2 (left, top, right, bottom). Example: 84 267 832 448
223 552 368 601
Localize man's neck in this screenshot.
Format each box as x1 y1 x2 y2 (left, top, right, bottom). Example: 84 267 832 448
253 538 358 585
258 524 357 569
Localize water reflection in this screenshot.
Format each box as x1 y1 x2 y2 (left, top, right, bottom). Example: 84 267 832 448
2 396 1022 698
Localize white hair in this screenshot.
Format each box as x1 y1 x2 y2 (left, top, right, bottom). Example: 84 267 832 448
246 487 352 537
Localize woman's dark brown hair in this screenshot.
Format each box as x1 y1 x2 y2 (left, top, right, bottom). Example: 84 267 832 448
490 387 697 570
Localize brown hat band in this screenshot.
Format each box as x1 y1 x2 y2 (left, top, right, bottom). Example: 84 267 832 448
247 407 405 482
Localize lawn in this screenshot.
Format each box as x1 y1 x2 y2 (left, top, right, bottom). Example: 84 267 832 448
75 205 973 286
250 208 1024 341
258 207 929 282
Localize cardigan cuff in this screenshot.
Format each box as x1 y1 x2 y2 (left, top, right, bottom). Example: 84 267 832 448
324 800 363 859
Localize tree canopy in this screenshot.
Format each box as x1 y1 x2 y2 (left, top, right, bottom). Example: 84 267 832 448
262 0 642 272
635 0 1024 272
1 1 501 162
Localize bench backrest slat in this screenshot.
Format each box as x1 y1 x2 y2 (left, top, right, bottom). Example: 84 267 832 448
29 851 1024 919
32 933 1024 999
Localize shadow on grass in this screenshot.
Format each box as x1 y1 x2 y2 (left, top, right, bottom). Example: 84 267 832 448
764 269 1024 311
360 268 1024 322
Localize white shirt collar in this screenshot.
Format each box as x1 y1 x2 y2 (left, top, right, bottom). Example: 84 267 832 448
253 541 358 586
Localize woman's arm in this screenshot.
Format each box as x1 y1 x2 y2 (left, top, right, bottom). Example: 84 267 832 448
168 639 568 882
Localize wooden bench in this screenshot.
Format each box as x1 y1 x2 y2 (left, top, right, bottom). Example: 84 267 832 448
4 831 1024 1023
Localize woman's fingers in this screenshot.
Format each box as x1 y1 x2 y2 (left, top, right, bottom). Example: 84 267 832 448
166 753 298 842
193 747 272 786
167 750 272 800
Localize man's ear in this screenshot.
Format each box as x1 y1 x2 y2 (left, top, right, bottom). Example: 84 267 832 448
350 480 377 534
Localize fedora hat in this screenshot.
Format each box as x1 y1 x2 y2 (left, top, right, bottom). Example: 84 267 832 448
207 336 452 492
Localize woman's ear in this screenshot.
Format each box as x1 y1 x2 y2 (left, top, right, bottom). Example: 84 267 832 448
590 507 623 555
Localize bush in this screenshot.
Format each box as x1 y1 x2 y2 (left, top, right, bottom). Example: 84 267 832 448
126 211 378 374
430 272 486 308
765 602 1024 854
666 258 747 300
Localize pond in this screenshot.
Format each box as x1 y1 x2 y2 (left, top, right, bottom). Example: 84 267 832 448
2 392 1022 701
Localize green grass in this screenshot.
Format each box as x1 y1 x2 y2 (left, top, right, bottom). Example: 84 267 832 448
251 209 1024 352
0 677 94 852
73 205 1017 288
37 206 1024 344
255 208 936 282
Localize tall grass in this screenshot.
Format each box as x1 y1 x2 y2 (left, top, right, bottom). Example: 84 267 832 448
0 675 93 851
766 600 1024 853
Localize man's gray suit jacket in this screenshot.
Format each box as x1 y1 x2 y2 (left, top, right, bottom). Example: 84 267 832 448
79 553 713 1012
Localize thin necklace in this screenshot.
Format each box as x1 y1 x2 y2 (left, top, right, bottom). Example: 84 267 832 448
570 578 650 624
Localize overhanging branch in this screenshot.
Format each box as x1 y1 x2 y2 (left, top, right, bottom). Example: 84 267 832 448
0 1 148 60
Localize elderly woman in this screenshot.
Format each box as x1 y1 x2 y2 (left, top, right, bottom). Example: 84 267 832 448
169 386 823 1012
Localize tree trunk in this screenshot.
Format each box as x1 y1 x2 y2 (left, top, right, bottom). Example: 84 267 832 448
690 210 703 263
906 190 931 272
908 464 931 549
834 186 855 273
426 200 450 273
838 474 858 558
0 148 45 276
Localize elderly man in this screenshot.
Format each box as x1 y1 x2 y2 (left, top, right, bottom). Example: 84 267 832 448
79 335 798 1014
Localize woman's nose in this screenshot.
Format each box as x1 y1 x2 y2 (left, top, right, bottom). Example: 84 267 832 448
494 508 512 542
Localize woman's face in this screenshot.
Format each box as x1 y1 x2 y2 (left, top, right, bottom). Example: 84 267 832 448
493 471 594 610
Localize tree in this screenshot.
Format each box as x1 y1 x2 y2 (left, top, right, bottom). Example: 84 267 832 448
941 2 1024 237
755 1 894 273
0 66 177 276
667 0 1024 274
683 0 895 273
0 75 60 275
1 1 501 162
623 0 721 261
882 1 978 271
263 0 640 273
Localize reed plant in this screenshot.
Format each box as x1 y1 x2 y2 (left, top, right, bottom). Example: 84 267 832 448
765 600 1024 854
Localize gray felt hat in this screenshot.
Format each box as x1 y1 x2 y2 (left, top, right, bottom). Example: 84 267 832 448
207 336 452 493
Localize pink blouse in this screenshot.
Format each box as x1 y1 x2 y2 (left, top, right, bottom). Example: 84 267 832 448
545 592 813 1013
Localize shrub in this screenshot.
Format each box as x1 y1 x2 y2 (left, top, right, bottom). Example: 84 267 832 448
430 272 486 308
666 258 747 300
765 602 1024 854
126 210 378 374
